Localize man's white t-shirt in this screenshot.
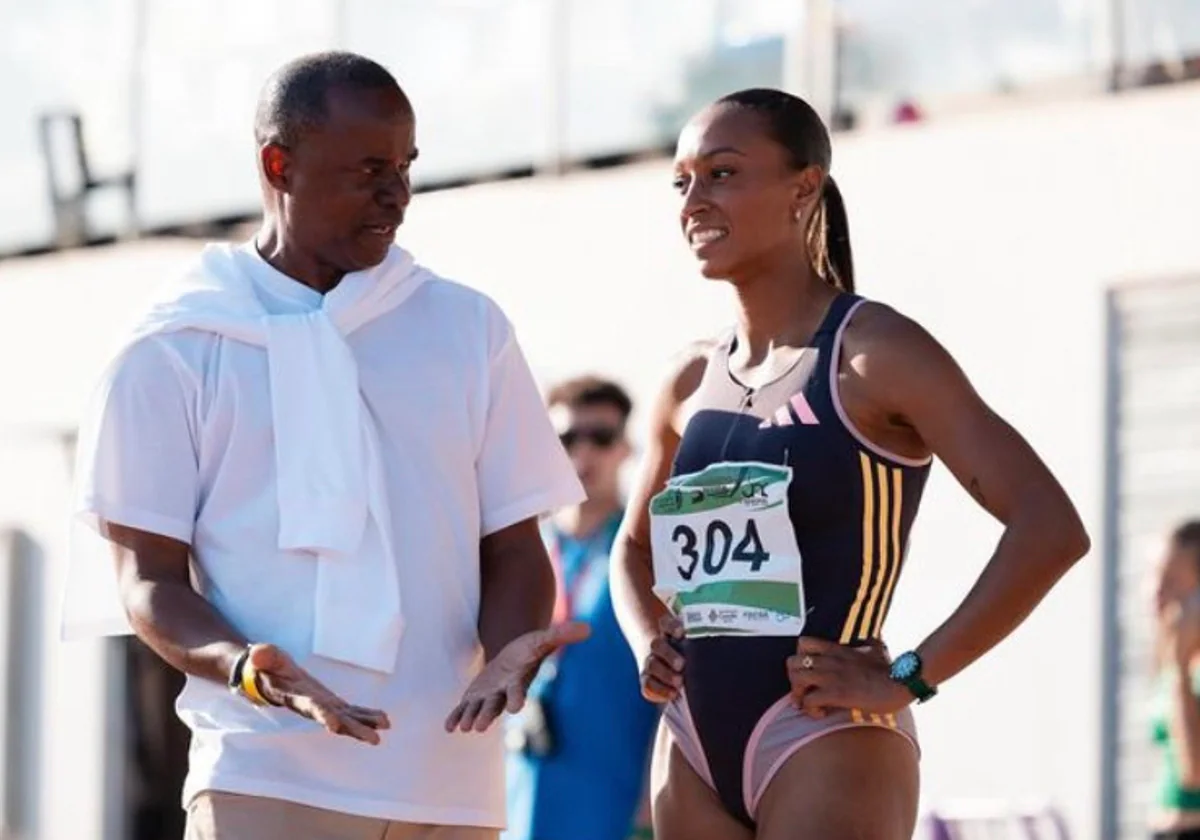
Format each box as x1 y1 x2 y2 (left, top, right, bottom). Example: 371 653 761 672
77 245 586 827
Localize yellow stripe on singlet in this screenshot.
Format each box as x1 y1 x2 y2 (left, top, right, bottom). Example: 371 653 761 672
840 454 877 643
857 463 892 639
871 468 905 639
850 711 895 727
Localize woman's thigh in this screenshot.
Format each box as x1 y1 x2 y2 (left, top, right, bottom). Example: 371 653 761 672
755 727 919 840
649 718 754 840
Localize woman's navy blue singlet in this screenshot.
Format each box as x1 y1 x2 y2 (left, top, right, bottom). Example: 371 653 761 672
657 294 931 826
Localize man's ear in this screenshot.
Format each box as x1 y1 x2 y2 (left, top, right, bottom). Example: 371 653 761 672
261 143 292 192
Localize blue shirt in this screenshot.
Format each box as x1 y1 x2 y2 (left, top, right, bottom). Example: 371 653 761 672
503 513 660 840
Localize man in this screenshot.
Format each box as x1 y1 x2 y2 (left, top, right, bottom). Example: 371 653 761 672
63 51 587 840
503 376 659 840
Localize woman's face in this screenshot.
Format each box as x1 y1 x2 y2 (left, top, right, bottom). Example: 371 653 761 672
671 105 821 281
1156 539 1200 615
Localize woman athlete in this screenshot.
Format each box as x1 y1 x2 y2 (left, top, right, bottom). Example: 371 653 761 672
609 88 1091 840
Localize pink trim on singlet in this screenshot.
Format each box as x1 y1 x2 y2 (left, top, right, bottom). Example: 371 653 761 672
742 695 792 817
665 692 716 789
663 692 920 824
751 725 914 817
828 299 932 468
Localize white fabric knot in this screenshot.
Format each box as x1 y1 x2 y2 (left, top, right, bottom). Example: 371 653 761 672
63 242 425 674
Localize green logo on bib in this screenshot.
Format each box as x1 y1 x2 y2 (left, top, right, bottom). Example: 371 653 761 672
650 463 789 516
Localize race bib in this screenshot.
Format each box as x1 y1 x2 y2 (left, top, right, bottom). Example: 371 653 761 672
649 461 806 638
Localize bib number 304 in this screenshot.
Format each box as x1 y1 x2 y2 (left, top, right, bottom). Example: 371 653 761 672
672 518 770 580
648 461 807 638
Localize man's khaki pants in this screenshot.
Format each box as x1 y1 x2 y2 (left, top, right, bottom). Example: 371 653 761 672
185 791 499 840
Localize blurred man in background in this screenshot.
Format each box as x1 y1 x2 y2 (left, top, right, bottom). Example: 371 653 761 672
504 376 659 840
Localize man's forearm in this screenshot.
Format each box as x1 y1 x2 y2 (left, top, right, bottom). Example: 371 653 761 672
107 523 248 686
477 518 556 661
477 560 554 661
123 576 248 685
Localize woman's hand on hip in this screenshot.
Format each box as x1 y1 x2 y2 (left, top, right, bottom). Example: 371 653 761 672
786 636 912 718
640 614 686 703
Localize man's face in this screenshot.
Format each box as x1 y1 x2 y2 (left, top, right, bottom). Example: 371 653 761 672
550 402 630 500
268 85 418 274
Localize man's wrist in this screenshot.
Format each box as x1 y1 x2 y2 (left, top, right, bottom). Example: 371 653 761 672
203 640 251 686
227 646 249 685
227 645 259 704
480 620 545 663
226 643 275 706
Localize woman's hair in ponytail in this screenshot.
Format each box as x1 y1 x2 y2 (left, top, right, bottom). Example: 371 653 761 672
716 88 855 294
816 176 854 293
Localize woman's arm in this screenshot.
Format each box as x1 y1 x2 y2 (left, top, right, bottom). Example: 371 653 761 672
611 345 709 667
862 309 1090 686
792 305 1090 712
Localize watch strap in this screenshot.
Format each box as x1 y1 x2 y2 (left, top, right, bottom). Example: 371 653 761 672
903 673 937 703
228 645 271 706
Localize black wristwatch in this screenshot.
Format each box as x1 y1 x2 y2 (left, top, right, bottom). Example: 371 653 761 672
889 650 937 703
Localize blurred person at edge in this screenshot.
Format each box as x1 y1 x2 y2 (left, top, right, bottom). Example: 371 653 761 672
504 376 659 840
1151 520 1200 840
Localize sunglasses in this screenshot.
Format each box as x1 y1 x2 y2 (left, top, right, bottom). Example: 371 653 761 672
559 426 622 450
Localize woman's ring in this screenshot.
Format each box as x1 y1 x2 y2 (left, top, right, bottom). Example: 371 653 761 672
801 655 814 670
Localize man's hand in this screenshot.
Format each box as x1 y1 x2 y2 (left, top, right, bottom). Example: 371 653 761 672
444 622 591 734
249 644 391 745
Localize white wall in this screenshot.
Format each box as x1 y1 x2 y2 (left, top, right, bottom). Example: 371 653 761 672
3 79 1200 839
0 241 204 840
0 434 113 840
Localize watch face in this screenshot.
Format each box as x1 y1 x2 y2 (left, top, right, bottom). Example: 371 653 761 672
891 652 919 681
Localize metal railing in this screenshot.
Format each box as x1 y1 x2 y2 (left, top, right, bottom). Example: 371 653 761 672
924 804 1070 840
5 0 1200 256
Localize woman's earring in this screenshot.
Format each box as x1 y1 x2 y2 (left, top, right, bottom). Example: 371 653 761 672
793 208 803 223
